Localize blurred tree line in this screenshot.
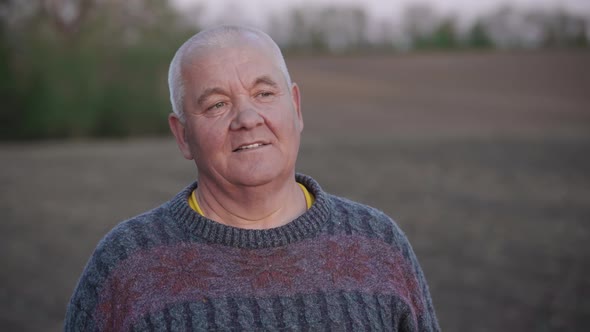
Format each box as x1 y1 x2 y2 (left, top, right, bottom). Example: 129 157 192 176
271 3 589 52
1 0 588 140
0 0 196 139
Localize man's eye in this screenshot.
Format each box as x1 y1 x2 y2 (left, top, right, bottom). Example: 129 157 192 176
208 102 225 110
257 91 274 98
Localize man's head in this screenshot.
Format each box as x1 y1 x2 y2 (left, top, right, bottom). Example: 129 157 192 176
167 25 303 189
168 26 292 123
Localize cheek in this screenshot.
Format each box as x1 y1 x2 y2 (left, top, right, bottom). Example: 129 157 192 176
263 105 300 135
194 127 224 153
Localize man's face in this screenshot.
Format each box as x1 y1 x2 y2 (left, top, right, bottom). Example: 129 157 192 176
170 41 303 189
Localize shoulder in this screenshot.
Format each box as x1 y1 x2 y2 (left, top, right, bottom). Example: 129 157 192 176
325 193 414 252
296 173 410 249
328 194 391 222
93 182 197 259
79 204 175 287
97 205 170 257
328 193 399 231
77 182 198 283
65 197 186 327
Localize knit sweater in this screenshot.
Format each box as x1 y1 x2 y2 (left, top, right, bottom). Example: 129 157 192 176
64 174 439 331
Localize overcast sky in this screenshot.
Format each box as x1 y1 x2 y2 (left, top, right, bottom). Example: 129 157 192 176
172 0 590 28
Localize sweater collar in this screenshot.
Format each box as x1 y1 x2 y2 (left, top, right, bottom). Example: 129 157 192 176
168 173 332 249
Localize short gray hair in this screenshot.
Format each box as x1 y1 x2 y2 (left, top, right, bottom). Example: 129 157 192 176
168 25 292 122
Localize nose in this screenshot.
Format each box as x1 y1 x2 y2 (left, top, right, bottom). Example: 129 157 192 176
230 99 264 131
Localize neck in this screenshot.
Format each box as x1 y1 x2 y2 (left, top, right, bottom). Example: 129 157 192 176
195 175 306 229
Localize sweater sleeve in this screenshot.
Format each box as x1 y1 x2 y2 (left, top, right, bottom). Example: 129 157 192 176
390 220 440 332
64 300 92 331
63 226 123 332
405 239 440 332
64 256 100 332
328 195 440 331
367 206 440 331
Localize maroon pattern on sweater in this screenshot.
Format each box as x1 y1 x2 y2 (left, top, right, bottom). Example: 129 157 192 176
95 235 422 331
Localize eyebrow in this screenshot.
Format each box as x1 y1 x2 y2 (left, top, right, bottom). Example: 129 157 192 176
196 87 227 107
253 76 279 89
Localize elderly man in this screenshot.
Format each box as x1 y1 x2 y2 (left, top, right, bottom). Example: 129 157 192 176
65 25 439 331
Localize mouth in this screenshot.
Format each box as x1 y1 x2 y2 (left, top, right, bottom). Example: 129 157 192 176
233 142 270 152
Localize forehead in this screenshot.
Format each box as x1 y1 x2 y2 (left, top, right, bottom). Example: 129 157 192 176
182 41 284 88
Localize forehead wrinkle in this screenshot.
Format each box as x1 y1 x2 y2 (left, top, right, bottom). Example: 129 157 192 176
232 54 286 91
229 54 281 93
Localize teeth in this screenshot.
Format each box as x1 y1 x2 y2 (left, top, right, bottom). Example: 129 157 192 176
238 143 263 151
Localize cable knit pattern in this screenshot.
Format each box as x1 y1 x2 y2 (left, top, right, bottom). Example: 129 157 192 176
64 174 439 331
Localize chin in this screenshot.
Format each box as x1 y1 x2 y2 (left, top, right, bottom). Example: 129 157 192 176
228 164 291 188
230 172 279 187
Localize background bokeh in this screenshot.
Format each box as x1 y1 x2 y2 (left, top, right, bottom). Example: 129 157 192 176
1 0 589 331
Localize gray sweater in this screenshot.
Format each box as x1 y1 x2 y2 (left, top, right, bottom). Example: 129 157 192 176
65 174 439 331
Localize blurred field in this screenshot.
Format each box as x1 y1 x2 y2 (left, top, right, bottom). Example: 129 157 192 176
1 50 589 331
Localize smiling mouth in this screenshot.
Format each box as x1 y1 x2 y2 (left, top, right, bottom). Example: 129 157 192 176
233 143 269 152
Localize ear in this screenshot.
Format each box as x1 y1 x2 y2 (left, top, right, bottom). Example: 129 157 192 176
168 113 194 160
291 83 303 132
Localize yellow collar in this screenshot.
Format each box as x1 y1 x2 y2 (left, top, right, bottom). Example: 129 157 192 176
189 182 315 216
297 182 314 209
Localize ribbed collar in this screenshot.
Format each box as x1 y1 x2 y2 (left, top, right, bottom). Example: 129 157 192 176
168 173 332 249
